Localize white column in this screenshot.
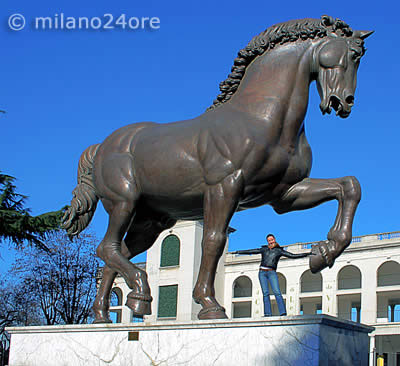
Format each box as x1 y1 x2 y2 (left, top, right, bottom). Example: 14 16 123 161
360 263 377 324
377 296 388 320
283 268 301 316
369 334 376 366
121 283 132 323
121 308 132 323
322 269 337 316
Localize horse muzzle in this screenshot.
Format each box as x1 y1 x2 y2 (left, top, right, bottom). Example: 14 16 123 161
320 94 354 118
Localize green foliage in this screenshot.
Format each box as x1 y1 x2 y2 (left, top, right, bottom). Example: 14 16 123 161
0 171 66 249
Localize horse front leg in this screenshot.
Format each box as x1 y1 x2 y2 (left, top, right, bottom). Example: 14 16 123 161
271 176 361 273
193 171 244 320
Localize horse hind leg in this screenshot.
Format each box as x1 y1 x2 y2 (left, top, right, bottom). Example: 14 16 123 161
92 240 132 324
93 213 176 323
124 216 177 316
96 199 146 312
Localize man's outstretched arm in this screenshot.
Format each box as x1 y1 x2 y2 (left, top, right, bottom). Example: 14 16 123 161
232 248 262 255
281 249 313 259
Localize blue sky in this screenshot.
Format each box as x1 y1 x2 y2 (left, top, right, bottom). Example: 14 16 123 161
1 0 398 269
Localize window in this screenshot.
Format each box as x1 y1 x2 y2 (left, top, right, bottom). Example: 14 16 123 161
132 315 144 323
268 273 287 295
158 285 178 318
232 276 252 318
160 235 180 267
337 265 361 290
351 302 361 323
300 269 322 293
110 288 122 306
377 261 400 287
388 303 400 322
232 302 252 318
109 288 123 323
233 276 252 298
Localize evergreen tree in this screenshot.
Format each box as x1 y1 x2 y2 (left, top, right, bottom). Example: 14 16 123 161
0 172 65 250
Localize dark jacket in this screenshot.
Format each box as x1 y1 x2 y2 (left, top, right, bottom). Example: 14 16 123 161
234 245 310 270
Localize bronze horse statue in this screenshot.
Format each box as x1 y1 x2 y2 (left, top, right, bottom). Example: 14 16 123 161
63 15 372 322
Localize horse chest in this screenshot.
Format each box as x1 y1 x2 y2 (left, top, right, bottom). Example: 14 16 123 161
255 146 309 183
283 152 312 183
241 145 311 207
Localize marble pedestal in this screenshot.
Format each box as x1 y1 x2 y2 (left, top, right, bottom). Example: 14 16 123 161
7 315 373 366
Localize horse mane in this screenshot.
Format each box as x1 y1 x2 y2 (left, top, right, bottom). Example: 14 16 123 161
207 15 354 111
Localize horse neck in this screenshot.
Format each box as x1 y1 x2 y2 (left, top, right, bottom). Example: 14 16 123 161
228 41 315 146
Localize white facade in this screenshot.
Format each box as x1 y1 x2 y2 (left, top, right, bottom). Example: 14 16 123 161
110 222 400 365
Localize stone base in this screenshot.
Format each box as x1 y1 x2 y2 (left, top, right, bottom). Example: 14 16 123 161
7 315 373 366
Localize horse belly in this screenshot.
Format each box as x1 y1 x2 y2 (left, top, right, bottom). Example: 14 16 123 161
141 194 205 220
239 182 287 209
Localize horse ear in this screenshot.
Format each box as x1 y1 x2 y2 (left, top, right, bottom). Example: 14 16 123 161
354 30 374 40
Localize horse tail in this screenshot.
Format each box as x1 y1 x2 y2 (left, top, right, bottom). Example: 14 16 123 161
63 143 100 238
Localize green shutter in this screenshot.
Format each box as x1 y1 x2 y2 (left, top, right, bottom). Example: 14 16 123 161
160 235 180 267
158 285 178 318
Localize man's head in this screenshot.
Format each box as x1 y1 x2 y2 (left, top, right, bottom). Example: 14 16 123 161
266 234 276 247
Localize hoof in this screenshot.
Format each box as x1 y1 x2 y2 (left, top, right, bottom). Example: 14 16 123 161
198 306 228 320
126 292 152 316
92 306 112 324
92 317 112 324
310 241 336 273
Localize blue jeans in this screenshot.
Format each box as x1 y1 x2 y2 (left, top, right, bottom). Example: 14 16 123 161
258 270 286 316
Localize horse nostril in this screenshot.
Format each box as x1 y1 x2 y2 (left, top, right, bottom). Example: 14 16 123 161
345 95 354 106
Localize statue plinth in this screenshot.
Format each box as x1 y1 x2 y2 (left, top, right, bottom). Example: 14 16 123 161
7 315 373 365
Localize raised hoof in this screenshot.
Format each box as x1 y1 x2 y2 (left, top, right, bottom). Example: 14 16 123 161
198 306 228 320
92 317 112 324
309 241 335 273
126 292 152 316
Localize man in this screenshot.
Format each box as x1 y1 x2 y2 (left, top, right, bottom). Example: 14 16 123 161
233 234 313 317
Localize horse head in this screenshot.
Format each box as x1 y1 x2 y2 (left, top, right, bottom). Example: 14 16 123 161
314 29 373 118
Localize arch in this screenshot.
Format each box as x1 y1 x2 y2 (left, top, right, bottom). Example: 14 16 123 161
337 265 362 290
233 276 252 298
110 287 123 307
160 234 180 267
301 269 322 293
377 261 400 287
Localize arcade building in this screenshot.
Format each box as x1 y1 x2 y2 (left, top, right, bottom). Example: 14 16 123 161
105 221 400 366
